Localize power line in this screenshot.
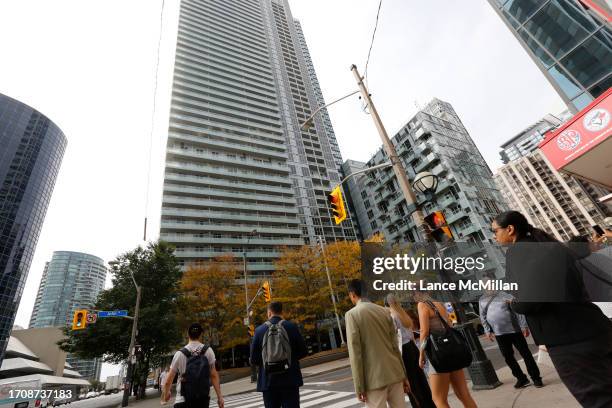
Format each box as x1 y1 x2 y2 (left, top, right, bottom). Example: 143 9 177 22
143 0 165 242
363 0 383 83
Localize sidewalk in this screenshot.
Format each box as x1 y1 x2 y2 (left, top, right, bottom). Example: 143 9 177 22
451 352 579 408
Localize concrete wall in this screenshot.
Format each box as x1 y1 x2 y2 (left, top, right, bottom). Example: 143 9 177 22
12 327 66 376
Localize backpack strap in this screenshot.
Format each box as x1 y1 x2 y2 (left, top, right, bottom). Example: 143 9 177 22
180 347 191 358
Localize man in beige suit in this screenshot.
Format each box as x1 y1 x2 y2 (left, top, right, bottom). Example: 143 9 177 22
346 279 410 408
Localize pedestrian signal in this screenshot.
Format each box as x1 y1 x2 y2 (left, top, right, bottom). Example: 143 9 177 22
262 280 271 303
72 309 88 330
328 186 347 224
424 211 453 242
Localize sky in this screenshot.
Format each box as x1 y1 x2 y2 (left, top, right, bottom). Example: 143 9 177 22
0 0 566 379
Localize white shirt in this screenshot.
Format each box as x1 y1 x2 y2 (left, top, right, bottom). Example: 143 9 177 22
170 341 215 404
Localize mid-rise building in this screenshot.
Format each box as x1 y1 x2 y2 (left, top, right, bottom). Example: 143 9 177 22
160 0 357 274
495 113 610 241
0 93 67 365
343 98 508 280
500 114 562 163
29 251 106 380
487 0 612 113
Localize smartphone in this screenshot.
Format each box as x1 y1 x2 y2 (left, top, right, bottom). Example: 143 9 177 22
592 224 605 236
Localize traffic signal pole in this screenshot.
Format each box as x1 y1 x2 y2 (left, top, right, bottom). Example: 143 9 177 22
350 64 500 389
316 236 346 348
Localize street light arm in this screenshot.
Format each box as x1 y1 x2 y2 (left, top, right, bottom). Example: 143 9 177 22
300 90 360 130
338 161 392 186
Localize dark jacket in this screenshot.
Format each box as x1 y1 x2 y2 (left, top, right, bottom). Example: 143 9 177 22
250 316 308 392
507 237 612 347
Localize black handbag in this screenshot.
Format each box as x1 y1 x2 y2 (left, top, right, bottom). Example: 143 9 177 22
424 301 472 373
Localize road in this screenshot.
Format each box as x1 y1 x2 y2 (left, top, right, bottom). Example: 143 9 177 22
211 335 540 408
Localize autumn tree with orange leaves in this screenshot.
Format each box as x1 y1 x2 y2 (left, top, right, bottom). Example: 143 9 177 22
272 240 361 351
178 255 261 352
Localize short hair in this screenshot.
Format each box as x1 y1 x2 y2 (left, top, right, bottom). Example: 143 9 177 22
348 279 363 297
188 323 203 340
268 301 283 315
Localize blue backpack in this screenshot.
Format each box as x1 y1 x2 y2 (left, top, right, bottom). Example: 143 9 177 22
179 346 210 401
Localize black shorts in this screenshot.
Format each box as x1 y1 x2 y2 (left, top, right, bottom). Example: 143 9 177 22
174 397 210 408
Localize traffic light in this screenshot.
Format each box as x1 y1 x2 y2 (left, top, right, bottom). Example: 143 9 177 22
424 211 453 242
72 309 88 330
248 324 255 337
328 186 347 224
262 280 271 303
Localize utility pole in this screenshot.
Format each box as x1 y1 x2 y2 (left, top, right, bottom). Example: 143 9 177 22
350 64 500 389
317 236 346 348
122 283 141 407
350 65 431 241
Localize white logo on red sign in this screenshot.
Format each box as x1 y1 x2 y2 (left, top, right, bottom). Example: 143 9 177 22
583 108 610 132
556 129 581 151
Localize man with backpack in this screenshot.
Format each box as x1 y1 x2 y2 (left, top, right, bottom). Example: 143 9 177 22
161 323 224 408
250 301 308 408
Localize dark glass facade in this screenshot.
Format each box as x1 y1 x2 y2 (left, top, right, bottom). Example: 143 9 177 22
0 93 67 364
489 0 612 113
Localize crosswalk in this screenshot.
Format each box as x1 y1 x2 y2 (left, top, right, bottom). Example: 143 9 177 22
210 388 412 408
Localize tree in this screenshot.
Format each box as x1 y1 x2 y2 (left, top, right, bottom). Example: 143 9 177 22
318 240 361 315
177 255 253 352
58 241 183 389
273 245 327 351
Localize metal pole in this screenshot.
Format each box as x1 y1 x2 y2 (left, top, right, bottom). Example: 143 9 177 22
122 285 141 407
338 161 392 186
317 237 346 348
300 90 360 130
350 65 431 241
244 233 258 383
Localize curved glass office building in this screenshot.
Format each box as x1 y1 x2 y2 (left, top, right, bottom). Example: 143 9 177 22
0 93 67 365
29 251 106 380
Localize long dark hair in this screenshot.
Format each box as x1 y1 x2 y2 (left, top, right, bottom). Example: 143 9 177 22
494 211 558 242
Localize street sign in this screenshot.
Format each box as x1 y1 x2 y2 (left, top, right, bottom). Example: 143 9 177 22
86 312 98 324
98 310 128 318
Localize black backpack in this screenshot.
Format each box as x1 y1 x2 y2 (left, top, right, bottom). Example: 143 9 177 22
179 345 210 401
424 301 472 373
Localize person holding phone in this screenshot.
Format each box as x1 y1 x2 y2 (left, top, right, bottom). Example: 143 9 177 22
386 294 436 408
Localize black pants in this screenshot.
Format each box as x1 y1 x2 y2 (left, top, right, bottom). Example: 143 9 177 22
262 387 300 408
495 332 541 381
402 341 436 408
174 397 210 408
548 332 612 408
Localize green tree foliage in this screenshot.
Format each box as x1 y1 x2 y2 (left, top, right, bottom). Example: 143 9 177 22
58 241 183 369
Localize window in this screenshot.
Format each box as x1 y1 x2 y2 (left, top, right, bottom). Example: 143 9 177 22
561 29 612 88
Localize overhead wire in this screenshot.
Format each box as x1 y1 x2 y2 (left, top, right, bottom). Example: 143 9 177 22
363 0 383 86
143 0 166 242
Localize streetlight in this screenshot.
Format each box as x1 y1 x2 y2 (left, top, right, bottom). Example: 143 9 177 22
300 90 360 131
411 172 501 389
243 229 258 383
412 171 439 200
121 269 141 407
315 236 346 348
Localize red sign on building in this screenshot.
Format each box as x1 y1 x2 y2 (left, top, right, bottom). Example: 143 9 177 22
539 87 612 187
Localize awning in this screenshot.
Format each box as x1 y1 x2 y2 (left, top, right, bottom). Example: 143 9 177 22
539 87 612 188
